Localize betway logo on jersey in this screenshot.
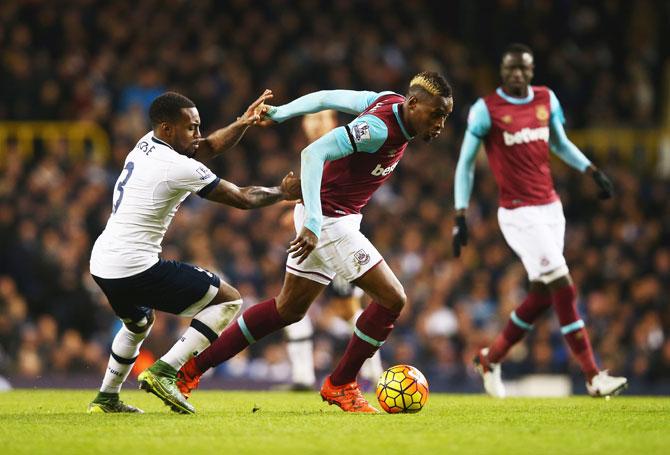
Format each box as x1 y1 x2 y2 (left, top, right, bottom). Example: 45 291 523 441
503 126 549 146
371 161 398 177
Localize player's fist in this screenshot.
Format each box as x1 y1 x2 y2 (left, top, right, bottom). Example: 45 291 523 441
280 171 302 201
288 226 318 264
591 168 613 200
452 214 468 258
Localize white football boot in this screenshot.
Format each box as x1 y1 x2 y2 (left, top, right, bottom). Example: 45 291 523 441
473 348 506 398
586 370 628 397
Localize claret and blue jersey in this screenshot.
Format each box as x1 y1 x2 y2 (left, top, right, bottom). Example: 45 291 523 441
268 90 414 238
454 85 592 210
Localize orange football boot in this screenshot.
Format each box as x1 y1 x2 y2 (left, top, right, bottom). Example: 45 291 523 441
320 376 379 413
176 357 202 399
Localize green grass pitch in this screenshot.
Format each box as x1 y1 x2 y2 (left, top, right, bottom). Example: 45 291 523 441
1 390 668 454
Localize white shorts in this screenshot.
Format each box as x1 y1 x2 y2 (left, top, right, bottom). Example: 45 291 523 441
286 204 383 285
498 201 568 282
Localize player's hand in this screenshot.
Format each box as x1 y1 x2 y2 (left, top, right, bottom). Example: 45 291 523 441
452 214 468 258
280 171 302 201
255 105 278 127
238 89 274 126
288 226 318 264
591 168 613 199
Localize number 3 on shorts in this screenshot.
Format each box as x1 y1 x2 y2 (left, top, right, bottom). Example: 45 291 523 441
113 162 135 214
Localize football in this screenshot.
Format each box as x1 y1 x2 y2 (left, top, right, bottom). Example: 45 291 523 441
376 364 429 413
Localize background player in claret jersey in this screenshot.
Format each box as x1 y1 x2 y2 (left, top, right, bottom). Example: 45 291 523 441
87 91 301 414
452 43 627 398
283 111 384 391
177 72 453 412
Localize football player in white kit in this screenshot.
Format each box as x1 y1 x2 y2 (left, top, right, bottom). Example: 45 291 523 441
453 44 627 398
87 91 300 414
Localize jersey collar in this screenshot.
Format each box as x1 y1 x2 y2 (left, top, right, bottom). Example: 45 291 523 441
392 103 413 140
151 136 175 150
496 86 534 105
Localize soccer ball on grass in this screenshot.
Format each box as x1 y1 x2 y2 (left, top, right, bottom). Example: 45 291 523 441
376 364 429 413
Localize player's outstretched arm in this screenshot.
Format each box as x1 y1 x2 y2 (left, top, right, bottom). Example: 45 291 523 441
258 90 387 126
196 89 273 160
204 171 301 209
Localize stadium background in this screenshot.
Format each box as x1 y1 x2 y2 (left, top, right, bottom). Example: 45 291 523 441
0 0 668 395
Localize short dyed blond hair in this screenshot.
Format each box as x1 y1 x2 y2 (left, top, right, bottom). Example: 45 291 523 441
409 71 452 97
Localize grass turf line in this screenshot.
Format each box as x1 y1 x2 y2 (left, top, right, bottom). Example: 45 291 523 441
0 390 668 454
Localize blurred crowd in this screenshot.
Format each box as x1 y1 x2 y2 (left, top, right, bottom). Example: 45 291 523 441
1 0 669 390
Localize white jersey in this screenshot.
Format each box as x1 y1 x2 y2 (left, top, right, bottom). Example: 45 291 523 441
90 132 218 278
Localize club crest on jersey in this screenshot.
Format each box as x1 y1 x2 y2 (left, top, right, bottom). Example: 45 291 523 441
196 166 212 180
536 105 549 123
351 122 371 143
502 115 513 124
354 249 370 266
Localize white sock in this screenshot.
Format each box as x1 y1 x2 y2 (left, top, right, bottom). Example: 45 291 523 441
100 323 151 394
284 317 316 387
161 299 242 370
161 326 209 370
350 309 383 382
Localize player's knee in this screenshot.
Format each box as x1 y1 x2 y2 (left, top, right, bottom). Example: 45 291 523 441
194 299 242 335
278 305 308 325
276 298 310 324
123 309 155 335
382 287 407 313
214 282 242 304
276 288 315 324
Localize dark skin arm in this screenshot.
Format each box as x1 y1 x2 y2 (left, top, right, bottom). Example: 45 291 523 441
205 171 301 209
195 89 273 161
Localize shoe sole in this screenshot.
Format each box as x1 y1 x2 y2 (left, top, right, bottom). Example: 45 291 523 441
320 392 379 413
138 372 195 414
86 404 105 414
591 381 628 398
86 403 144 414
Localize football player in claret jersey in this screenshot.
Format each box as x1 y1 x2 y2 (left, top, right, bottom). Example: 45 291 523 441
282 111 384 391
453 43 627 397
177 72 453 412
87 91 301 414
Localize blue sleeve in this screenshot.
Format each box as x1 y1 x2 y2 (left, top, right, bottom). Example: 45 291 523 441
269 90 392 123
454 130 482 210
345 115 388 153
301 127 355 238
466 99 491 138
548 90 591 172
549 89 566 124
